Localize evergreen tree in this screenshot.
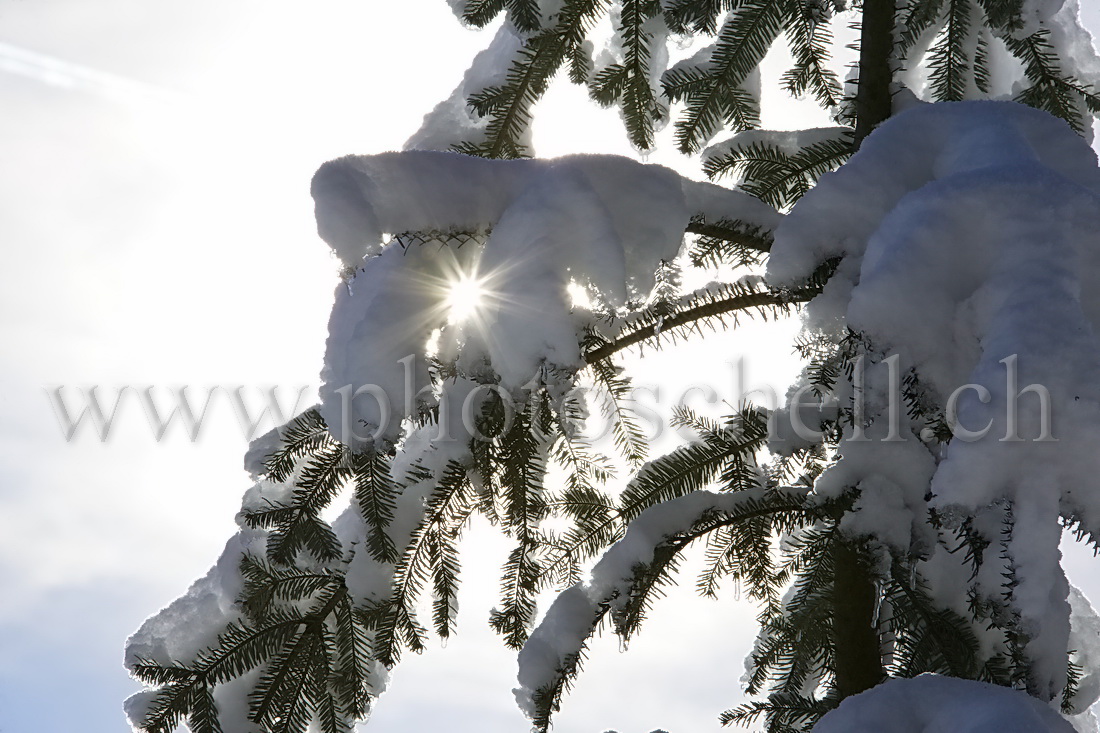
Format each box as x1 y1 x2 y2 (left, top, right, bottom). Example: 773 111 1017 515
126 1 1100 732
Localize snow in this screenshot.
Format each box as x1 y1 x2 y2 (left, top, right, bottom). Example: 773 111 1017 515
129 137 790 726
406 24 527 154
312 150 779 440
767 100 1100 698
768 101 1100 289
812 674 1075 733
123 526 267 730
124 420 476 730
335 422 473 609
682 176 782 231
311 151 533 267
124 530 262 671
320 238 456 448
514 487 805 717
703 126 851 164
242 416 305 479
1068 585 1100 716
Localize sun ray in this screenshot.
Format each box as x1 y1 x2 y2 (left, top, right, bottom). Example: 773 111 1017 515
445 274 488 323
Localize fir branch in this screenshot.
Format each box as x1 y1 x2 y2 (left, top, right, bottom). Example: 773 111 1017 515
884 561 982 680
542 485 617 587
1004 29 1100 132
746 522 839 696
617 490 808 641
927 0 973 101
686 215 776 263
567 38 594 83
583 282 817 364
249 627 322 729
720 692 834 731
245 441 353 565
617 414 769 523
664 0 788 152
137 677 197 733
551 428 615 493
365 459 471 666
137 583 355 733
586 356 650 466
186 680 222 733
703 133 853 209
663 0 725 35
427 523 465 638
527 602 610 733
462 0 507 27
612 536 688 641
782 0 841 107
294 442 352 513
490 396 553 647
974 29 991 93
534 412 774 587
897 0 947 54
595 0 666 149
350 451 400 564
239 555 339 623
974 0 1026 33
507 0 544 32
458 0 609 158
528 486 809 732
262 408 334 483
462 0 542 31
330 598 374 719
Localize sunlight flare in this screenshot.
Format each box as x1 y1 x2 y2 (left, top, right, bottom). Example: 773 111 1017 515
445 274 488 323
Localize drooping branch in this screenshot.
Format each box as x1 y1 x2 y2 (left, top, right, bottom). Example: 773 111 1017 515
685 217 774 253
583 286 817 364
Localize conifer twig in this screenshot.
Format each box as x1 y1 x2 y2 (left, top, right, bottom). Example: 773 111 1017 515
582 286 817 364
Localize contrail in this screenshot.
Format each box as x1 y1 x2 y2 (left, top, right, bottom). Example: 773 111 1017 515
0 41 185 107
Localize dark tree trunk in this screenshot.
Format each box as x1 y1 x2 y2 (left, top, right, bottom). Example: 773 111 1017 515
853 0 897 147
832 541 885 699
829 0 896 703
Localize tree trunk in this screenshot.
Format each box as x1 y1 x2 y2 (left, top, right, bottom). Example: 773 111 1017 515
832 541 885 699
853 0 897 147
828 0 896 703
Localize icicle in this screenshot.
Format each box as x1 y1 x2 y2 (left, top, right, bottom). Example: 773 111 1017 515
871 578 884 629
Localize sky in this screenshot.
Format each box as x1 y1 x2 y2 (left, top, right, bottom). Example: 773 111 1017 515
3 2 1100 733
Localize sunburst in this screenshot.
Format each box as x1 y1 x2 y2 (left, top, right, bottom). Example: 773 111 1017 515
445 274 489 323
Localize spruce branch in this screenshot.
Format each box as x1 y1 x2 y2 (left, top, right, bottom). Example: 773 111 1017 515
782 0 842 107
897 0 948 55
457 0 609 158
704 133 853 209
364 459 471 665
528 485 810 732
590 0 667 147
490 395 555 647
586 356 650 466
927 0 974 101
583 283 818 364
685 215 775 256
663 0 726 34
664 0 786 152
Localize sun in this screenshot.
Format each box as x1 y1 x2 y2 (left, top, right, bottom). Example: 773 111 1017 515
445 275 488 323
